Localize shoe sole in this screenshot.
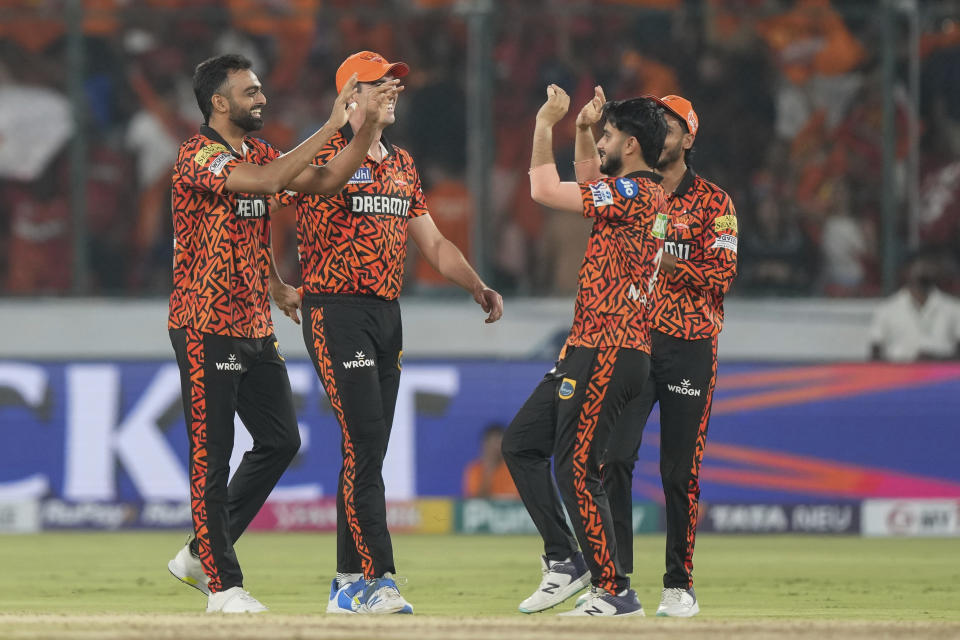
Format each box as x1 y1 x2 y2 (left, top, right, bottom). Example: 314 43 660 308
326 601 357 615
518 573 592 614
558 606 645 617
168 560 211 596
655 602 700 617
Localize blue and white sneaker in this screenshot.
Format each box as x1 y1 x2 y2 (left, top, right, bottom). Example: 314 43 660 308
359 574 413 614
656 587 699 617
518 552 591 613
558 587 645 616
326 577 366 614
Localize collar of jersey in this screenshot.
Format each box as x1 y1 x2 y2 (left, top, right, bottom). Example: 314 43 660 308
340 124 395 157
622 170 662 183
672 167 697 198
199 124 245 158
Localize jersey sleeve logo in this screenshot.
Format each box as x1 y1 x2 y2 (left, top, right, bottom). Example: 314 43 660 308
589 181 614 207
712 233 738 253
714 214 738 234
194 143 229 166
652 212 670 239
208 153 233 175
558 378 577 399
615 177 639 198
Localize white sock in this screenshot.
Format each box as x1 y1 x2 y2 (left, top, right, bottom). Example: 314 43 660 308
336 572 363 589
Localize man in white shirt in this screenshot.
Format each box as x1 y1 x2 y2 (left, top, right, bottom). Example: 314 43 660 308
869 255 960 361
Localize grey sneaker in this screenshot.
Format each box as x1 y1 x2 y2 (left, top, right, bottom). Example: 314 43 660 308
518 552 591 613
655 587 699 617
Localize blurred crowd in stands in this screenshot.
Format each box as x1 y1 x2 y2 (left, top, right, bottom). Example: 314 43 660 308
1 0 959 299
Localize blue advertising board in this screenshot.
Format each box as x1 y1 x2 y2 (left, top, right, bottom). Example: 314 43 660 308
1 361 958 505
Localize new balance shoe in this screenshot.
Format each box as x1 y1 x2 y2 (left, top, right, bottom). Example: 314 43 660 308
206 586 268 613
518 552 591 613
168 541 210 596
558 587 645 617
655 587 699 617
359 574 413 614
326 577 366 614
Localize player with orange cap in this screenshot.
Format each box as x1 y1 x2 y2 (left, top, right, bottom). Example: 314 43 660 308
575 88 738 617
291 51 503 615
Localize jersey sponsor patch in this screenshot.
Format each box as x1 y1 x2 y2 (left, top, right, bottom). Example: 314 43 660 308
714 214 738 234
350 194 411 217
652 212 670 239
348 167 373 184
558 377 576 399
208 153 233 175
194 143 229 166
236 196 268 218
589 181 614 207
615 177 639 199
712 233 738 253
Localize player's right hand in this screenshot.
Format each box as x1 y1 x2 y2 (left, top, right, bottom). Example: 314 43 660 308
328 73 360 129
535 84 570 126
576 85 606 130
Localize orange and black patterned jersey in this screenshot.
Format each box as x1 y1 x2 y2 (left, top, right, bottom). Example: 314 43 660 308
168 125 293 338
566 171 668 353
296 127 428 300
650 169 738 340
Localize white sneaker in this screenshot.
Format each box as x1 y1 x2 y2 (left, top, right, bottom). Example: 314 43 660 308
206 586 268 613
518 552 591 613
558 587 645 616
168 543 210 596
655 587 699 617
359 574 413 614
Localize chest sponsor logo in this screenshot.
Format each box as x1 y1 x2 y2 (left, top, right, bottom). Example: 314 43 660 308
208 153 233 176
667 379 701 397
236 196 268 218
615 177 639 199
665 240 691 260
351 195 411 218
652 212 669 239
589 181 614 207
343 351 376 370
348 167 373 184
712 233 738 253
195 144 229 166
558 378 576 399
216 354 242 371
714 214 738 234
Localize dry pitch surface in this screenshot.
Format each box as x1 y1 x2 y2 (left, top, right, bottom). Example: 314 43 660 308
1 532 958 639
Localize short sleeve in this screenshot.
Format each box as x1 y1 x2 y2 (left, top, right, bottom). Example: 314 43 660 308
580 176 663 223
409 166 429 219
177 140 241 194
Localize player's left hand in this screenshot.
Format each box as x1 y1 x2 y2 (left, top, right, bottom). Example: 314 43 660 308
535 84 570 126
271 282 302 325
473 285 503 324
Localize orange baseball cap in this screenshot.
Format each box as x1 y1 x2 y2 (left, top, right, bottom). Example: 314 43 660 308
648 94 699 138
336 51 409 93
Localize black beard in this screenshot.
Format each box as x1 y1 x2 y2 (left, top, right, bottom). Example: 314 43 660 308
600 154 622 176
230 110 263 132
656 142 683 170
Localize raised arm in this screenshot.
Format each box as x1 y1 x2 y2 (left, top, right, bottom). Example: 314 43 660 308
574 85 605 183
529 84 586 214
285 80 403 195
221 74 362 195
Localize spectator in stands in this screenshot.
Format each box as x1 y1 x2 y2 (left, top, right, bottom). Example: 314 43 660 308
462 424 519 499
869 253 960 361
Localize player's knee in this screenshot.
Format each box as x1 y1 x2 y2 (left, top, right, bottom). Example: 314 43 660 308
276 427 301 461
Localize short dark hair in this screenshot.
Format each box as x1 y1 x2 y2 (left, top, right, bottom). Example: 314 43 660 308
601 98 667 169
193 54 253 124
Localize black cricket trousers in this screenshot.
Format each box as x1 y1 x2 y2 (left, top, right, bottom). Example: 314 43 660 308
502 345 650 595
170 327 301 593
603 329 718 589
302 293 402 579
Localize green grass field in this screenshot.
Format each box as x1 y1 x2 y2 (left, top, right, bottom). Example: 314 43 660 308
1 532 958 639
